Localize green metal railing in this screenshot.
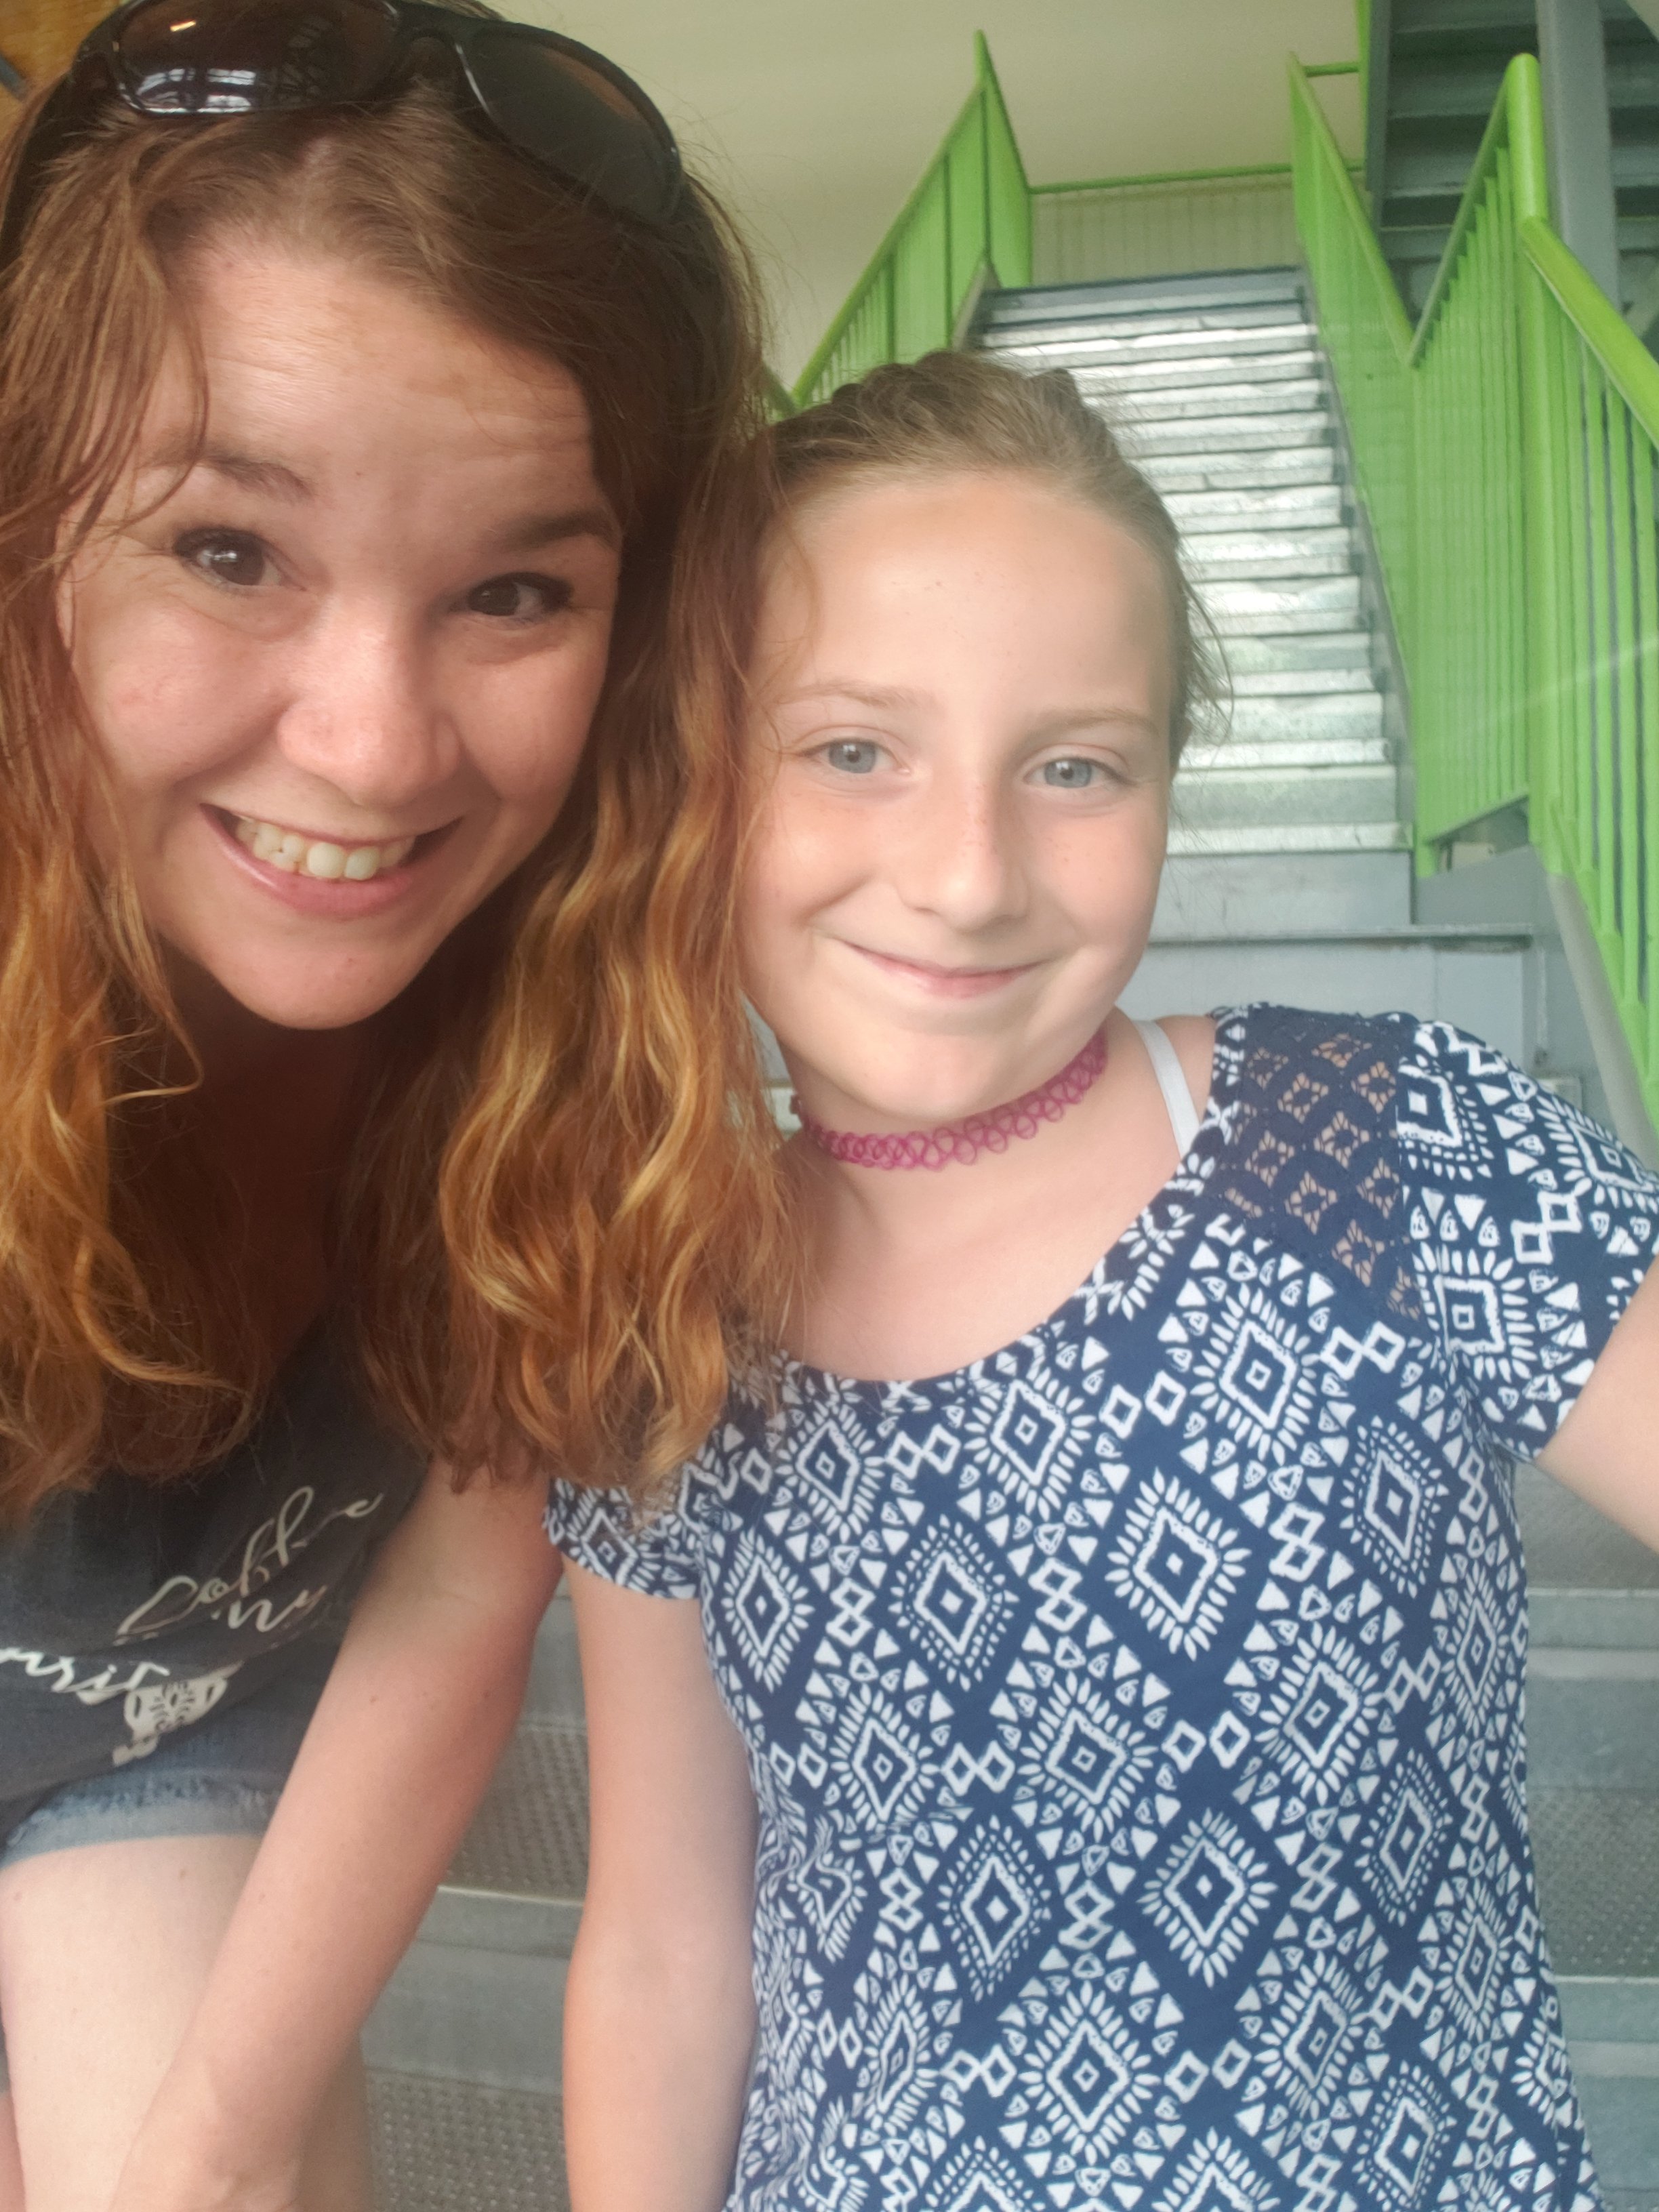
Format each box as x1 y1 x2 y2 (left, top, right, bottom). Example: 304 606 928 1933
1521 220 1659 1111
1292 53 1659 1118
792 34 1031 409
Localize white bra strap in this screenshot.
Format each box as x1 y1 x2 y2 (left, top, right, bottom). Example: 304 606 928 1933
1134 1018 1202 1156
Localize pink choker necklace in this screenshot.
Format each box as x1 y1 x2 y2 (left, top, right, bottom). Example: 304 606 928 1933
793 1029 1107 1170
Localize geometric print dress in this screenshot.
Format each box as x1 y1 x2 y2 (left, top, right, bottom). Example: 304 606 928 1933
548 1004 1659 2212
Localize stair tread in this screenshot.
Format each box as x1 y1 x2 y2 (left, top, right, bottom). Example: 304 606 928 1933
446 1718 588 1902
1518 1468 1659 1593
369 2072 566 2212
979 314 1314 359
1533 1789 1659 1978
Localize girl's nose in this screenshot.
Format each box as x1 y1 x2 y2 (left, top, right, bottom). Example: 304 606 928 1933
272 608 460 814
894 769 1028 933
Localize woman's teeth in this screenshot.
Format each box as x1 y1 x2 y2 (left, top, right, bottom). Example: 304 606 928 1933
232 817 416 881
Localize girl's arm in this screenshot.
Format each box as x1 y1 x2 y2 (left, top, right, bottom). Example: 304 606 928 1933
1539 1258 1659 1549
562 1561 758 2212
112 1455 562 2211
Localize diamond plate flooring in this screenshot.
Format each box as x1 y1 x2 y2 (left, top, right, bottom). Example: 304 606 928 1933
369 2074 566 2212
448 1721 588 1897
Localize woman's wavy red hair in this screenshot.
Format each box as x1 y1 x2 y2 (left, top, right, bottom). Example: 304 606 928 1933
0 49 787 1523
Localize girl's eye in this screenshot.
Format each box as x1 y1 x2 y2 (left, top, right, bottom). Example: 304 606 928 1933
465 573 572 622
1037 756 1107 790
175 529 272 590
817 739 883 776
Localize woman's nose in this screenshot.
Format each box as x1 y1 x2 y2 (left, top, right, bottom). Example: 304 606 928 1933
272 608 459 815
895 771 1027 933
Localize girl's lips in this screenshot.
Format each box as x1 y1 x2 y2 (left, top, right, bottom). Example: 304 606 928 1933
204 805 456 919
845 941 1040 999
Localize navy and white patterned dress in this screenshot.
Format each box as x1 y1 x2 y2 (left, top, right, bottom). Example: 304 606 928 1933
549 1005 1659 2212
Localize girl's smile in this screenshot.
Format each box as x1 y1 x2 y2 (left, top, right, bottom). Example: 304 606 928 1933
839 940 1044 997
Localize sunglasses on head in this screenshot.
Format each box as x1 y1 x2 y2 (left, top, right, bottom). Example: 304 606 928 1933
1 0 687 266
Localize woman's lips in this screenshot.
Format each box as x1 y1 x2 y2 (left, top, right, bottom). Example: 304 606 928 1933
845 941 1039 999
205 804 456 918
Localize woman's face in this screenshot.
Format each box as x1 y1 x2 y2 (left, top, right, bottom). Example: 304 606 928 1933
63 240 621 1032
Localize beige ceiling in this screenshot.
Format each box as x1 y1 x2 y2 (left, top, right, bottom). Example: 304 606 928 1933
517 1 1364 376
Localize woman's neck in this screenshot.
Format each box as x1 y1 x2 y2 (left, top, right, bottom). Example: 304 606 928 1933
165 951 368 1358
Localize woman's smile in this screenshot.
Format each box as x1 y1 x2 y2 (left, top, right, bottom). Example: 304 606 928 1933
206 803 451 917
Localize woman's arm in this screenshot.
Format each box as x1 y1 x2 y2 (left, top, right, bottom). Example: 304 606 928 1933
112 1456 562 2211
1538 1258 1659 1549
562 1562 758 2212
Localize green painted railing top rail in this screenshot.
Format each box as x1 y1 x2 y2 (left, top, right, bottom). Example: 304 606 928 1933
1292 52 1659 1123
791 34 1030 411
789 39 1358 409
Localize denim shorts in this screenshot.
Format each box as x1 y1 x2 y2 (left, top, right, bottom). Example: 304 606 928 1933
0 1639 339 2095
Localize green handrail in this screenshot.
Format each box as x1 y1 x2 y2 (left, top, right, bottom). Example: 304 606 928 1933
1292 52 1659 1122
792 34 1031 410
1519 217 1659 1110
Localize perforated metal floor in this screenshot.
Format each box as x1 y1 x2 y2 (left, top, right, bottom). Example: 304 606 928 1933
369 2074 566 2212
447 1721 589 1898
1517 1469 1659 1589
1532 1790 1659 1975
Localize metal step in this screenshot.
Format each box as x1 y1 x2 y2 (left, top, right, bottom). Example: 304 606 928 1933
1143 447 1342 495
1223 689 1385 737
1124 930 1531 1061
1166 818 1412 855
1183 525 1355 580
994 344 1325 395
369 2073 566 2212
979 270 1305 328
1152 849 1416 936
1201 574 1364 629
1519 1465 1659 1649
1216 630 1376 674
1229 665 1378 694
1086 376 1330 426
1122 412 1337 458
1165 483 1347 533
977 313 1315 365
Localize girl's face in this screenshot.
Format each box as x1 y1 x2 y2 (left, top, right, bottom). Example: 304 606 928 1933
740 468 1173 1132
64 239 621 1033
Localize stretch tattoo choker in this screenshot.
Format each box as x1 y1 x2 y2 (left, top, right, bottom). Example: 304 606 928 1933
793 1029 1108 1170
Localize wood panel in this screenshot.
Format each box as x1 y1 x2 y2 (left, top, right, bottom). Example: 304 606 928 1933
0 0 109 94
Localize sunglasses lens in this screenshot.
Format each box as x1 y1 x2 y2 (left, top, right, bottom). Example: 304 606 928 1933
115 0 394 115
465 28 680 224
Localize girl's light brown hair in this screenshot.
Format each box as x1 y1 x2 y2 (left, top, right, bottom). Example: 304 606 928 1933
0 41 787 1523
770 350 1223 767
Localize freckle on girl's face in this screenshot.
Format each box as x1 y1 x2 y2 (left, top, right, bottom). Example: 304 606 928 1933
738 468 1174 1134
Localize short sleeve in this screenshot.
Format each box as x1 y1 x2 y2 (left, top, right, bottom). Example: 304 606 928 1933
544 1475 703 1599
1397 1019 1659 1458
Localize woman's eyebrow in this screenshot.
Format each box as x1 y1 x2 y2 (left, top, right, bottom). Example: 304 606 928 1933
140 438 312 499
491 506 621 555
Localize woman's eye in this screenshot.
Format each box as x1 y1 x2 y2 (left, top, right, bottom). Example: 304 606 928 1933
816 739 883 776
174 529 272 590
1037 756 1107 790
465 573 571 622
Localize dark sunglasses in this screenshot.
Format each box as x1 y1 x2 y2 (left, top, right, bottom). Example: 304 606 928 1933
2 0 687 266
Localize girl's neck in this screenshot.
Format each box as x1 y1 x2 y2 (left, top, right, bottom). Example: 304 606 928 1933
782 1008 1206 1382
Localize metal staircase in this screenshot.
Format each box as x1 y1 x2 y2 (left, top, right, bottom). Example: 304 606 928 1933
1370 0 1659 319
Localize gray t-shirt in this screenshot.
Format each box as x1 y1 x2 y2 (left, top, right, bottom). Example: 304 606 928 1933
1 1332 425 1796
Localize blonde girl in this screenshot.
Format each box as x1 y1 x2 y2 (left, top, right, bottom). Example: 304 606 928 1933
552 353 1659 2212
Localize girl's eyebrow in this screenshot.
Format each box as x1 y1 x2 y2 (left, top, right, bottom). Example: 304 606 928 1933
777 679 926 712
1029 706 1162 739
